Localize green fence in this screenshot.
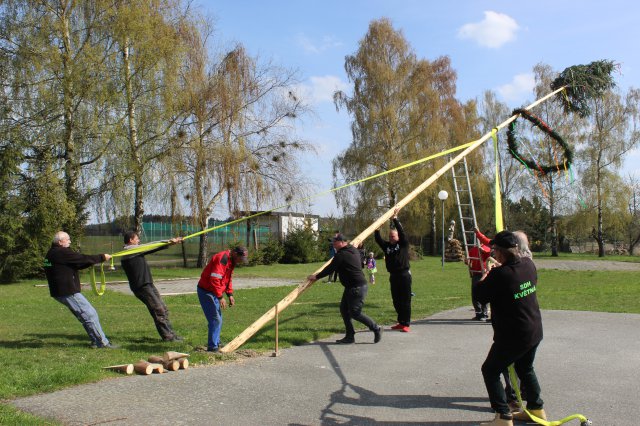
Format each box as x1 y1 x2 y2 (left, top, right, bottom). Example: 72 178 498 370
79 220 272 267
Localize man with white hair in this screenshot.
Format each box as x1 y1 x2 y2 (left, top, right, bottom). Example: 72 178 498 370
44 231 116 349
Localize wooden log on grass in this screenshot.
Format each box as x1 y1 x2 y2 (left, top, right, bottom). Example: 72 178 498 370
103 364 134 375
219 86 567 354
178 358 189 369
148 355 180 371
134 360 163 375
163 351 189 363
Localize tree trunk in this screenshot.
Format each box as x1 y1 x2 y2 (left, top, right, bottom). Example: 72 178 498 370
123 37 144 233
430 200 437 256
549 179 558 257
198 232 208 268
596 157 605 257
61 7 83 239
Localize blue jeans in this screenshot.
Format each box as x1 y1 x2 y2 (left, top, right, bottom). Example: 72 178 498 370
54 293 110 347
197 286 222 350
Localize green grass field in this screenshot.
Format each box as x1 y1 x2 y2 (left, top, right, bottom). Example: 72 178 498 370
1 256 639 424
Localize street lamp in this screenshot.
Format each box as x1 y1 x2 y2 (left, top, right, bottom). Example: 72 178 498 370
438 190 449 269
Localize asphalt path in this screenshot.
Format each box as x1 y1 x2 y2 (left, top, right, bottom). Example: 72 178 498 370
13 259 640 425
10 307 640 425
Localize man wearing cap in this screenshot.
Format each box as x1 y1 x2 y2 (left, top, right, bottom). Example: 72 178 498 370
120 231 184 342
474 230 546 426
308 234 382 344
197 246 248 352
374 207 413 332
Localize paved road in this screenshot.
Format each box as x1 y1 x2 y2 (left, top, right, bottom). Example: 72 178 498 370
11 307 640 425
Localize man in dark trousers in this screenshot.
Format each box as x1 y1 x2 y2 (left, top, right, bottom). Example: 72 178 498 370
474 230 546 426
44 231 116 349
120 231 183 342
308 234 382 344
375 207 413 332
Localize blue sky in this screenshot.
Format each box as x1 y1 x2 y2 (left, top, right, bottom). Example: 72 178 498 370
196 0 640 216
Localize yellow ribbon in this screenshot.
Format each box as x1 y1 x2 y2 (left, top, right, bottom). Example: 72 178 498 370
492 128 504 232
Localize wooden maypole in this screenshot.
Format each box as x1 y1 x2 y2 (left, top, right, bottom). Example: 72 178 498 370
220 86 566 353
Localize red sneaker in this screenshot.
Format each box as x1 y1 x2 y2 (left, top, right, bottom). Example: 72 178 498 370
400 326 410 332
391 324 404 330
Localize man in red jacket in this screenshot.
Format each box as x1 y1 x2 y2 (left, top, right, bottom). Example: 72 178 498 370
197 246 248 352
466 227 493 321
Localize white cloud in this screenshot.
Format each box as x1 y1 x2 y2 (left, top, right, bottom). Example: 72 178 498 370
293 75 349 105
296 33 343 54
496 73 535 104
458 11 519 48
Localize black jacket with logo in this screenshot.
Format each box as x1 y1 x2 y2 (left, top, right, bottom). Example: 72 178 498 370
316 244 367 288
474 257 543 347
374 218 410 273
120 244 168 291
44 245 106 297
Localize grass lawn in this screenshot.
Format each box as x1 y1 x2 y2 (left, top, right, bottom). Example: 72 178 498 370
1 256 639 424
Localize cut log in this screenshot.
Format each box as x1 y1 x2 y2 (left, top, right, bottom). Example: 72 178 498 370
151 363 164 374
163 351 189 363
178 358 189 369
103 364 134 375
148 356 179 371
134 360 155 375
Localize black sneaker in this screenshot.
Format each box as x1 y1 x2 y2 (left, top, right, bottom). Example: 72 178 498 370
207 347 220 353
335 336 355 344
163 335 184 342
373 326 383 343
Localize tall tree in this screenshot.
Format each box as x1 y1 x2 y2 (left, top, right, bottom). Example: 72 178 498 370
178 22 311 266
1 0 118 240
106 0 190 233
578 87 640 256
529 63 578 256
333 18 478 251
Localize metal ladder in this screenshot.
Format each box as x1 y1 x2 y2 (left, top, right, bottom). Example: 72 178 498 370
451 156 483 273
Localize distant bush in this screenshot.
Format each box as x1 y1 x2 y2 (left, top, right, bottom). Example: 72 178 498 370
281 223 324 264
250 236 284 265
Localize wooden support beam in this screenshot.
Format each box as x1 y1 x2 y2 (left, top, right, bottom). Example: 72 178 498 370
219 87 565 354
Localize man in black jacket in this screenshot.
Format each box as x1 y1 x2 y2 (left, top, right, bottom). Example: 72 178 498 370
375 207 413 332
308 234 382 344
44 231 116 349
474 230 546 426
120 231 183 342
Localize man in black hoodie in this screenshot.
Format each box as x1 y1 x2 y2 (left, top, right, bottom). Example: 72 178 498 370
44 231 115 349
375 207 412 332
474 230 546 426
120 231 183 342
308 234 382 344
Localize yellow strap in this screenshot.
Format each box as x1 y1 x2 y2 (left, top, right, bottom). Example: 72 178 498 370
508 365 588 426
99 137 481 275
492 129 504 232
90 264 107 296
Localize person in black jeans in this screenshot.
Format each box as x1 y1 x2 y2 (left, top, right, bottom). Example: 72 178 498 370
120 231 184 342
374 207 412 332
474 230 546 426
308 234 382 344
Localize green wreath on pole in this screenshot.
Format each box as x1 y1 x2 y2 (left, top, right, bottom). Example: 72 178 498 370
506 108 573 176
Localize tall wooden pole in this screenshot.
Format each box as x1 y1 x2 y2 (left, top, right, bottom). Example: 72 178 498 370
220 87 565 353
